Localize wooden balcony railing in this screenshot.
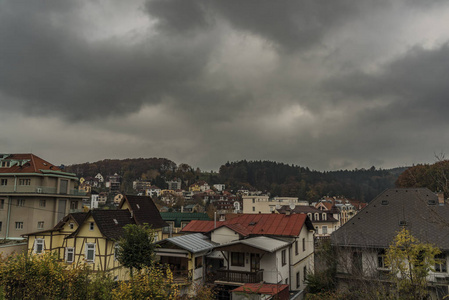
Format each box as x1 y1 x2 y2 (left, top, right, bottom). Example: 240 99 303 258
215 269 263 283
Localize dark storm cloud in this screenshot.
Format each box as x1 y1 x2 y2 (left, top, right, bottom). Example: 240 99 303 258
146 0 365 52
325 44 449 120
0 0 216 120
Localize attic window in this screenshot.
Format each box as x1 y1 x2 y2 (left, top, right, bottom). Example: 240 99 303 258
249 222 257 226
381 200 389 205
428 200 437 206
399 220 407 226
136 204 140 209
113 219 118 225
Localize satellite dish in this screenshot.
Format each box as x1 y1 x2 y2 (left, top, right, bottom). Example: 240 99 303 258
289 204 295 210
276 204 281 210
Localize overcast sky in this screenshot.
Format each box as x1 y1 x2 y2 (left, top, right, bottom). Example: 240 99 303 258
2 0 449 171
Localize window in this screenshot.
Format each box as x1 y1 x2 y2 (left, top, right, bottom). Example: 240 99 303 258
303 266 307 282
0 199 4 209
39 199 46 207
252 199 255 203
60 180 68 194
231 252 245 267
302 238 306 251
19 179 30 186
314 213 319 221
282 249 286 266
295 240 299 255
1 179 7 185
89 222 94 231
195 256 203 269
114 243 120 261
17 199 25 207
34 239 44 254
37 221 44 229
69 223 74 230
322 226 328 235
66 247 75 263
322 213 327 221
296 272 300 288
1 161 10 167
285 278 288 284
252 207 255 212
352 251 363 274
15 222 23 230
70 201 78 209
85 243 95 262
0 222 2 231
378 249 387 269
435 253 447 273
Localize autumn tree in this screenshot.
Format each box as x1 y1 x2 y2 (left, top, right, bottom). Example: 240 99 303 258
386 228 440 300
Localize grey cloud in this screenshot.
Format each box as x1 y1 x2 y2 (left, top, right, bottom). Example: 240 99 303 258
325 44 449 120
0 1 216 121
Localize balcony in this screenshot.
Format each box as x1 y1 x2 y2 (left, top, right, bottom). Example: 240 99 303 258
215 269 263 284
0 186 87 196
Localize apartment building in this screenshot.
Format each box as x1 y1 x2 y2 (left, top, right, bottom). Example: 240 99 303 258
0 154 86 239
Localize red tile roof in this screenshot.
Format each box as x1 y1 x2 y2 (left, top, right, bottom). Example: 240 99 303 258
182 213 312 237
232 283 289 296
0 153 62 174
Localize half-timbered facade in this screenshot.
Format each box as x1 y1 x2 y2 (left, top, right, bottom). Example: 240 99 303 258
24 195 167 280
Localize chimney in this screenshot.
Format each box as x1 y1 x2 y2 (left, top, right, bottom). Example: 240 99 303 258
438 192 445 206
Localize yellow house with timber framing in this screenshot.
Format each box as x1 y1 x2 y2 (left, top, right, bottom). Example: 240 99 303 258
24 195 167 280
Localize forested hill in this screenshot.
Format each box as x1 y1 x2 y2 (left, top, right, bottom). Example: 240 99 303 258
218 161 407 202
66 158 407 202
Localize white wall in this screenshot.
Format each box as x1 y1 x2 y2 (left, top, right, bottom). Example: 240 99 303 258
211 227 241 245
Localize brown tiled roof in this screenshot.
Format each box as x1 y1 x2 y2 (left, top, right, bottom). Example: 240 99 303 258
183 213 314 237
332 188 449 250
123 195 168 228
0 153 63 174
92 210 135 240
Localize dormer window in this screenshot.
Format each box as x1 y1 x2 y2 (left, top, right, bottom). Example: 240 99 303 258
322 213 327 221
1 161 10 168
314 213 319 221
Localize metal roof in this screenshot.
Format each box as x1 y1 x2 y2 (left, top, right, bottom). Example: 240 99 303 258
159 233 216 253
216 236 290 253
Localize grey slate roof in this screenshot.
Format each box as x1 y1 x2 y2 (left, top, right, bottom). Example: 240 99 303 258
123 195 168 228
157 233 216 253
331 188 449 250
92 210 135 240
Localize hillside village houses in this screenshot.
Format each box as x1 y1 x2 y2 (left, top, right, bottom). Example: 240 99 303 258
2 153 394 299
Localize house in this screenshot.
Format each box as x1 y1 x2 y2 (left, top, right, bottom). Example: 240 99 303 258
160 212 210 239
145 185 161 198
331 188 449 298
277 205 339 239
242 195 302 214
166 179 182 190
98 192 108 205
183 204 204 213
0 154 86 240
182 213 315 296
24 195 167 280
213 184 226 192
155 233 216 296
189 181 210 193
